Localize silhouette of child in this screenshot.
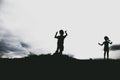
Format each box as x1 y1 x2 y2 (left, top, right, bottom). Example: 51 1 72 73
98 36 112 59
54 30 68 55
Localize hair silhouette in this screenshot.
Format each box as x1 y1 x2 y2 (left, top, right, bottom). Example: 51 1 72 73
54 30 68 55
98 36 112 59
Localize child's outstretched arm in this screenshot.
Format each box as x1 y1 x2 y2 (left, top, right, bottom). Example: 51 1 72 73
109 41 112 44
98 43 104 46
54 32 58 38
65 31 68 37
110 42 112 44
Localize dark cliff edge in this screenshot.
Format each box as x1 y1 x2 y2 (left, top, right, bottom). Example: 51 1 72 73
0 54 120 79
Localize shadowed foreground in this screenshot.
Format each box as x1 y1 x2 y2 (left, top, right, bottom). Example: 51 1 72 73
0 54 120 79
0 54 120 64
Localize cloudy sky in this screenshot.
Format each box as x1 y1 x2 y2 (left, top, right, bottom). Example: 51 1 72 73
0 0 120 59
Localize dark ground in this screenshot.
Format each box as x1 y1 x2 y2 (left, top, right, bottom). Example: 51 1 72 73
0 54 120 79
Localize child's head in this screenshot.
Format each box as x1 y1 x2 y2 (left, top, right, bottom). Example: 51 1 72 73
59 30 64 35
104 36 109 41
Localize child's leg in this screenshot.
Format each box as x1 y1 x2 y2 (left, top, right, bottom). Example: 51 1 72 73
60 45 64 55
55 46 59 53
104 51 106 59
107 50 109 59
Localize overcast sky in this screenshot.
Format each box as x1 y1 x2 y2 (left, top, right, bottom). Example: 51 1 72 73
1 0 120 59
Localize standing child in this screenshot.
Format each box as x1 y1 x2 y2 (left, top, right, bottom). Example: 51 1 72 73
54 30 68 55
98 36 112 59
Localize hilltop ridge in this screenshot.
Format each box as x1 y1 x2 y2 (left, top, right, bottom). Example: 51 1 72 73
0 53 119 64
0 54 120 79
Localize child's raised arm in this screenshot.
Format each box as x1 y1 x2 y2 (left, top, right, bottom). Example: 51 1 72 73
64 31 68 37
54 32 58 38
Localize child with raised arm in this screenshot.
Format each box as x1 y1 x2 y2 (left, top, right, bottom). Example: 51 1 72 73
98 36 112 59
54 30 68 55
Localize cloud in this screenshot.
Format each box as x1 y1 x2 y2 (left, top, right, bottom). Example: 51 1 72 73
0 0 2 4
20 42 30 48
110 44 120 51
0 0 3 9
0 27 30 58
